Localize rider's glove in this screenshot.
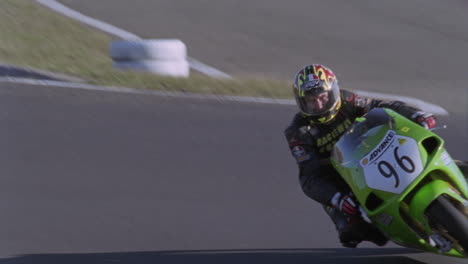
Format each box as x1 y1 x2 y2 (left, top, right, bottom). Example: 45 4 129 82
414 112 436 129
331 193 360 217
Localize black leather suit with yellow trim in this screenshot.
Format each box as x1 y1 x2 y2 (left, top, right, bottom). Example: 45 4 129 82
284 89 428 206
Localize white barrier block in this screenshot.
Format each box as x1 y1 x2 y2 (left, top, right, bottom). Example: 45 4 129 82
110 39 189 77
113 60 190 78
111 39 187 61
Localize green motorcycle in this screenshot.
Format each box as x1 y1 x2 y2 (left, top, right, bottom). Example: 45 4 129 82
331 108 468 258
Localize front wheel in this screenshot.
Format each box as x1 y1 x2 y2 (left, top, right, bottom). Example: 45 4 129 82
426 196 468 253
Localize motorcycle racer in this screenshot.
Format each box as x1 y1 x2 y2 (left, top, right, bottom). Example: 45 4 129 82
284 64 468 248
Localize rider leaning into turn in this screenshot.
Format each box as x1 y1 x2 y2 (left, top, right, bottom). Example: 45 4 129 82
284 64 468 248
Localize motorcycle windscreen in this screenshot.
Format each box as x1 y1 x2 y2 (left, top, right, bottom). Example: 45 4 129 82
334 108 395 163
334 108 424 194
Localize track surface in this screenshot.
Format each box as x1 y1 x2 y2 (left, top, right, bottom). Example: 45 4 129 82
59 0 468 115
2 0 467 263
1 83 466 264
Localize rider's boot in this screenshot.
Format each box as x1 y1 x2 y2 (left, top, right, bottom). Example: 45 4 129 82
324 206 365 248
324 205 389 247
360 222 389 246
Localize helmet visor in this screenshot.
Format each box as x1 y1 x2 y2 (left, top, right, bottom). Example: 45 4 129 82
305 92 331 113
297 83 340 116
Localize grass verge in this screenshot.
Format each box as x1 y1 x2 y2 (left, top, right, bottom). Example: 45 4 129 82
0 0 291 98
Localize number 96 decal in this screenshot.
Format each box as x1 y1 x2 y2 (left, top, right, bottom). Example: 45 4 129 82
360 131 423 194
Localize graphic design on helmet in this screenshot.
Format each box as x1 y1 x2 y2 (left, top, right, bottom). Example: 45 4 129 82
293 64 342 124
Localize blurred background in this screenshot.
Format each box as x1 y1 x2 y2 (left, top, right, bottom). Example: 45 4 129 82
1 1 467 263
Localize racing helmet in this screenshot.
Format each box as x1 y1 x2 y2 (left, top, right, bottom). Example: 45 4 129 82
292 64 342 124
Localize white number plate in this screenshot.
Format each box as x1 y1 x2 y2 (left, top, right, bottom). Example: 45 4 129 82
360 130 423 194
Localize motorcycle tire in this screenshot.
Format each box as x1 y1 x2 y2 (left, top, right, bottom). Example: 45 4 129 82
426 195 468 253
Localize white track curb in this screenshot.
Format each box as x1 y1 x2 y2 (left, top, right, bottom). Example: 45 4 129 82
36 0 140 40
355 90 448 116
0 77 449 115
0 77 293 105
35 0 232 79
32 0 448 115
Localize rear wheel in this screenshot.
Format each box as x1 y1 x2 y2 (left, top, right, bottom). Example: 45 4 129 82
426 196 468 253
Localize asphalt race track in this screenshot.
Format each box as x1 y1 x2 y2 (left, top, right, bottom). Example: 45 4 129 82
60 0 468 115
2 0 468 263
1 83 466 264
58 0 468 152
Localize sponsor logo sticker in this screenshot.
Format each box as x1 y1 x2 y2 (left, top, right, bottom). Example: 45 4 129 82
440 151 452 166
292 146 306 158
369 130 396 163
301 80 321 90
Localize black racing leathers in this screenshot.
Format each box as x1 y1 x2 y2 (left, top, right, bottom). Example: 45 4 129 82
284 89 427 207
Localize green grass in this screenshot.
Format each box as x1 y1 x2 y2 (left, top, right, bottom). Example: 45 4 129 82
0 0 292 98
